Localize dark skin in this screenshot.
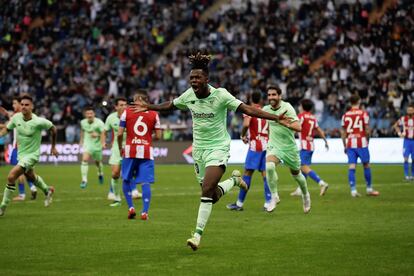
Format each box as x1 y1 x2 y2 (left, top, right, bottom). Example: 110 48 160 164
133 69 291 201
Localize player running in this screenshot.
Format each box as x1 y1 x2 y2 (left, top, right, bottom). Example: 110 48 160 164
134 51 289 251
393 103 414 181
79 106 105 189
0 94 57 216
226 91 272 211
0 96 37 201
290 99 329 197
263 85 311 214
341 94 379 197
118 91 162 220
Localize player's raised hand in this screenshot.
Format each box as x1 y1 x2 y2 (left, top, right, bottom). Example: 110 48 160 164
0 106 10 118
50 146 59 157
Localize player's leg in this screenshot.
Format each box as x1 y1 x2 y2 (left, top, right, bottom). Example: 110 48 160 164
131 181 142 199
410 141 414 180
347 149 359 197
93 150 104 185
135 159 155 220
0 165 25 216
9 149 25 201
403 139 410 180
121 158 136 219
80 152 91 188
109 164 121 206
257 150 271 209
286 150 311 213
359 148 379 196
265 153 281 212
25 169 54 207
25 174 37 200
227 168 253 211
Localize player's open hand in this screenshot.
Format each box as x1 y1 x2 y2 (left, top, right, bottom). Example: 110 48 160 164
276 110 287 122
51 147 59 157
0 106 9 118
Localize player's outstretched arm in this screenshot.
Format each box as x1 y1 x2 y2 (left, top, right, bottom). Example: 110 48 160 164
131 98 176 113
278 118 301 132
0 106 10 118
0 124 8 137
49 126 59 157
237 103 284 122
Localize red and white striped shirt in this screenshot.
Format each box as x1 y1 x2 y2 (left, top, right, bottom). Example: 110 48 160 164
341 107 369 148
244 105 268 152
120 108 161 160
298 111 318 151
398 115 414 139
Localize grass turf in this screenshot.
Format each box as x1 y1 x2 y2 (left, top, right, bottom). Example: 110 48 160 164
0 164 413 275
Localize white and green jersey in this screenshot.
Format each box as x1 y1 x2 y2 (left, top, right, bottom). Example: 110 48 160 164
6 113 53 160
104 112 125 151
80 118 105 152
263 101 299 151
173 85 242 149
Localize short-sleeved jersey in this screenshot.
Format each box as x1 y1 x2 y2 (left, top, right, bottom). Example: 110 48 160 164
244 104 268 152
298 111 319 151
104 112 126 151
398 115 414 139
341 107 369 148
6 113 53 160
263 101 299 151
173 85 242 150
81 118 105 151
120 108 161 159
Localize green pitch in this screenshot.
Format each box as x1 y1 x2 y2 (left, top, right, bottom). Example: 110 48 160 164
0 164 413 275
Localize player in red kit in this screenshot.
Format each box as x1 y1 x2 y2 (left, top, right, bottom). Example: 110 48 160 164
290 99 329 197
117 91 162 220
227 91 272 211
341 94 379 197
393 103 414 180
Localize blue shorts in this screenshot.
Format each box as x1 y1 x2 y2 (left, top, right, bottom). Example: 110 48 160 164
403 138 414 158
347 148 370 164
121 158 154 184
300 150 313 166
10 148 18 166
245 150 266 171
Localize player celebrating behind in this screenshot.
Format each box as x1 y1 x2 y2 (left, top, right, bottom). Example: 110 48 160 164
0 94 57 216
79 107 105 189
290 99 329 197
341 94 379 197
134 51 289 251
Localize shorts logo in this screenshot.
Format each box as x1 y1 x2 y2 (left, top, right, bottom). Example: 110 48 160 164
194 163 199 174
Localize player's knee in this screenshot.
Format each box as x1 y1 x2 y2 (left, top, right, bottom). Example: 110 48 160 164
363 163 370 168
7 173 16 184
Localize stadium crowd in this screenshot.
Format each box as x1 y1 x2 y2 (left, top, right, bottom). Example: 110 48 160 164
0 0 413 142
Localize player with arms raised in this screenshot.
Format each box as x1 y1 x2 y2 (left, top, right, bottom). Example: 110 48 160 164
393 103 414 180
134 50 289 250
341 94 379 197
290 99 329 197
118 91 162 220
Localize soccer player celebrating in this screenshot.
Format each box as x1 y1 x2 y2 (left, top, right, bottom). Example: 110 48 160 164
290 99 329 197
79 106 106 189
117 91 162 220
341 94 379 197
263 85 311 214
393 103 414 181
227 91 272 211
0 94 57 216
0 96 37 201
104 97 128 206
134 51 289 251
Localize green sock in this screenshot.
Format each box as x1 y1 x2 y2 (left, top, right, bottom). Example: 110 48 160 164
97 162 103 176
112 178 120 201
266 162 278 194
81 161 88 182
34 175 49 195
217 178 236 195
195 197 213 236
293 173 308 195
1 185 16 207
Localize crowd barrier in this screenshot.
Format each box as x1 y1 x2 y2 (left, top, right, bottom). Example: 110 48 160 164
5 138 404 165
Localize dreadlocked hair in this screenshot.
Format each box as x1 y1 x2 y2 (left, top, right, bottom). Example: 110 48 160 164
189 50 211 75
